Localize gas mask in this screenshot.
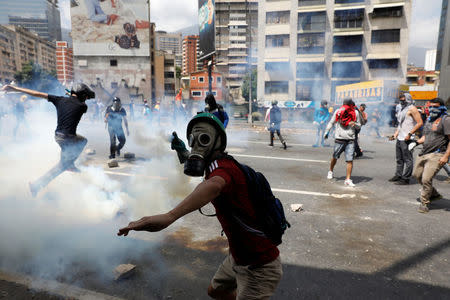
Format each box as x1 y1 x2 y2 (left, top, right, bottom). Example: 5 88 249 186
184 122 222 177
428 106 447 121
399 99 407 108
113 101 121 111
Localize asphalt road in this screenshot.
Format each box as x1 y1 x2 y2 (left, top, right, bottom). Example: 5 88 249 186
1 118 449 299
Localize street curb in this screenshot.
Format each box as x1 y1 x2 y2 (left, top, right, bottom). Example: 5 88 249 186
0 270 124 300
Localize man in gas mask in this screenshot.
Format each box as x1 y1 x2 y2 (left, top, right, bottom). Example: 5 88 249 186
389 93 423 185
118 113 283 299
104 97 129 159
412 98 450 213
1 83 95 197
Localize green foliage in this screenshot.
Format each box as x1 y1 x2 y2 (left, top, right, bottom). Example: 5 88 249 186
14 61 59 91
176 66 182 79
242 68 257 102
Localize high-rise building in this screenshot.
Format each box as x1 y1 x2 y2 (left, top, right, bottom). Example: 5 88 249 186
257 0 411 106
436 0 450 101
155 31 182 67
56 41 73 85
0 0 62 42
424 49 437 71
182 35 199 75
154 50 176 100
0 25 56 84
215 0 258 100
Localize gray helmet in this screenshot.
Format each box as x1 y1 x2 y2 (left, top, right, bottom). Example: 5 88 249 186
71 83 95 101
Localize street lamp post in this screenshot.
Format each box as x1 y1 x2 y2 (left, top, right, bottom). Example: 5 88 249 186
247 0 252 124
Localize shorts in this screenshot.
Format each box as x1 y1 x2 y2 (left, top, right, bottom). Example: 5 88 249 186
210 254 282 300
333 140 354 162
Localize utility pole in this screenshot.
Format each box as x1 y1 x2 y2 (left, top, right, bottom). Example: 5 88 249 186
208 60 213 95
247 0 253 124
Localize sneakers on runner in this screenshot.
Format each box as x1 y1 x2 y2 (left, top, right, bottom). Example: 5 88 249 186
344 179 355 187
327 171 333 180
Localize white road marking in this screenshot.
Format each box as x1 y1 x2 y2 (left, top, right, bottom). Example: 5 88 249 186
230 140 312 147
272 188 356 199
104 170 168 180
230 154 327 163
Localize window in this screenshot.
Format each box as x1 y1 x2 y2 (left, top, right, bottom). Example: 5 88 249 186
297 33 325 54
191 76 196 80
332 62 361 78
333 35 363 53
334 9 364 29
266 11 290 24
198 76 205 83
296 62 325 78
372 6 403 18
335 0 364 3
298 0 326 7
265 62 290 72
266 35 290 47
265 81 289 94
296 83 312 100
298 12 326 31
371 29 400 43
368 59 399 69
217 77 222 84
192 91 202 97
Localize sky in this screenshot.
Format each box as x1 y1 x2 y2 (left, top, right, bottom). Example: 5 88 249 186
59 0 442 54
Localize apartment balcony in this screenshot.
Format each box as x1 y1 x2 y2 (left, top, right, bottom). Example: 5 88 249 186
266 1 291 12
228 52 248 57
298 0 326 12
370 16 403 30
265 47 290 60
265 24 291 35
298 22 326 33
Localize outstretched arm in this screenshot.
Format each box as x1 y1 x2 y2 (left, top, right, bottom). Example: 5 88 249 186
1 85 48 99
117 176 226 236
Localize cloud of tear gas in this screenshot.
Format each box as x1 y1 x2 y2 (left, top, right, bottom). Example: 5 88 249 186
0 91 198 283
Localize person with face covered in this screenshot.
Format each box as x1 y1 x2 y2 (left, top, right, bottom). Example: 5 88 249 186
119 113 283 299
105 97 129 159
204 94 229 128
267 101 287 149
412 98 450 213
1 83 95 197
388 93 423 185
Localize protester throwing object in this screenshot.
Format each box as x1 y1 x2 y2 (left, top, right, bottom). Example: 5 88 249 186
2 83 95 197
119 113 289 299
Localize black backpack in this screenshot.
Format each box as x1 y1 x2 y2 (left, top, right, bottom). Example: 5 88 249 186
201 156 291 246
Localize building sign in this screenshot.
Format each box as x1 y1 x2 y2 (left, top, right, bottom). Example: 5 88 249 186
71 0 150 56
198 0 215 60
335 80 399 104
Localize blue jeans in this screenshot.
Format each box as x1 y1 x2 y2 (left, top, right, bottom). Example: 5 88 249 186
333 140 355 162
85 0 108 23
314 123 326 146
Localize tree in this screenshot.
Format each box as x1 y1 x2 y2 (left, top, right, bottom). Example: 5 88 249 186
176 66 182 79
14 61 62 92
241 68 257 102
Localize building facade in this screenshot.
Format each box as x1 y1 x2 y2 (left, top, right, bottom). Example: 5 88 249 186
257 0 411 107
424 49 437 71
56 41 73 85
155 31 182 67
0 0 62 42
154 50 176 101
189 70 224 101
0 25 56 84
436 0 450 102
182 35 200 75
215 0 258 101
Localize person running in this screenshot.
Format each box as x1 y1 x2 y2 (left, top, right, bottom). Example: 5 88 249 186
2 83 95 197
119 113 284 299
105 97 129 159
267 101 287 149
324 98 361 187
313 100 330 147
354 103 368 157
412 98 449 213
389 93 423 185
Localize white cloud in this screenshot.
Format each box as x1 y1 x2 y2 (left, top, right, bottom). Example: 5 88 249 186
58 0 198 32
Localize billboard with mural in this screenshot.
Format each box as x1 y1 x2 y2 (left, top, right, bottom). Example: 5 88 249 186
198 0 215 60
70 0 150 56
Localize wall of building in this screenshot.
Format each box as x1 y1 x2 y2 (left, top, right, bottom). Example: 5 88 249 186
155 31 182 67
190 71 224 101
257 0 411 107
182 35 199 75
437 0 450 102
56 41 73 84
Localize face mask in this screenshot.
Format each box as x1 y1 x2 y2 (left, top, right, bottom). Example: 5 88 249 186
113 102 121 110
184 122 221 177
428 107 443 121
399 99 407 107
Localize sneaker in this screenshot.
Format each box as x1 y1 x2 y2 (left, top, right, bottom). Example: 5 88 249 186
394 179 409 185
388 175 401 182
268 143 273 147
344 179 355 187
109 154 115 159
327 171 333 180
418 204 429 213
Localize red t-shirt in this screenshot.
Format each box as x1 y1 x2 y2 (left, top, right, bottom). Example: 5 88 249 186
206 158 279 266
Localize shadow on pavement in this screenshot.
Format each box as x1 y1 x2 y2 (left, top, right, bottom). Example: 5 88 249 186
336 176 373 184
